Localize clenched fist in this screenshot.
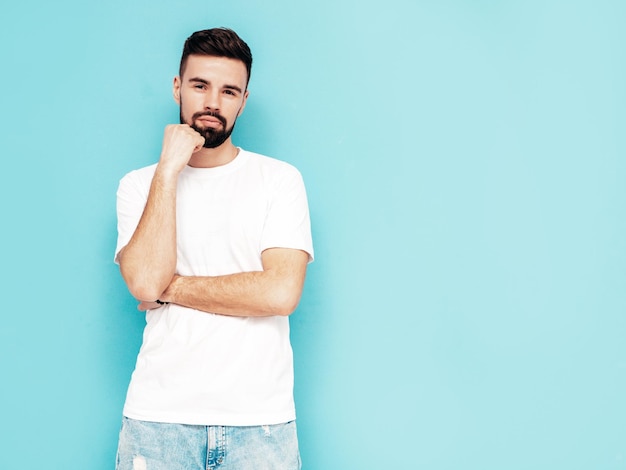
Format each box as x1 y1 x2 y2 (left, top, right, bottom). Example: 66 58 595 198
158 124 205 175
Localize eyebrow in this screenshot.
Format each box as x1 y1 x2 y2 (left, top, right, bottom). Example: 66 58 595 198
188 77 243 94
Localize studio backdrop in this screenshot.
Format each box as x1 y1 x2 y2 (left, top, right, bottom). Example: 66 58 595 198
0 0 624 468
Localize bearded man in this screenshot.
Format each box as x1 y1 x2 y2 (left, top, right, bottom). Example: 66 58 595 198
114 28 313 470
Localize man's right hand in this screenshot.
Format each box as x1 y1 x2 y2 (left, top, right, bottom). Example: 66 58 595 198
158 124 205 175
119 124 203 301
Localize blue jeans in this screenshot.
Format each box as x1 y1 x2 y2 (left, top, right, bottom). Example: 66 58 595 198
115 417 302 470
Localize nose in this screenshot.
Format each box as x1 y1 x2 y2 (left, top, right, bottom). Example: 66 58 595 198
203 89 221 111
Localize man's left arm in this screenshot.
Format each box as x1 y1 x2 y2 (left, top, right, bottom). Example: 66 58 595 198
138 247 310 317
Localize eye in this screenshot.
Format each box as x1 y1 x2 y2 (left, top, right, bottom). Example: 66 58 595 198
224 89 236 96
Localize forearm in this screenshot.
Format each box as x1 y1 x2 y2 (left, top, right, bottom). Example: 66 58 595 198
119 167 178 301
160 272 298 317
118 124 206 301
158 249 309 317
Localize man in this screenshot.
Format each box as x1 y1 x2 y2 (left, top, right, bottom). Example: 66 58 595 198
114 28 313 469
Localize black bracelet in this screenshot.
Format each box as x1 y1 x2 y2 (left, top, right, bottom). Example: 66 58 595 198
155 299 169 305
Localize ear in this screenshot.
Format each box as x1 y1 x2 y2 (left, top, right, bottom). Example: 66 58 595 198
237 89 250 117
173 76 181 104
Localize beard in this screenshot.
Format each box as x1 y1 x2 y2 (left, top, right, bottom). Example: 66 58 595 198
180 108 238 149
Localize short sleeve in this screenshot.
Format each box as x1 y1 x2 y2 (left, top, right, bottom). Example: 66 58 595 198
114 167 154 264
260 167 314 262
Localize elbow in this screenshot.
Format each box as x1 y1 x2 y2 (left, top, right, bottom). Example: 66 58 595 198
272 303 298 317
128 284 164 303
121 269 167 302
118 248 174 301
124 278 163 302
268 285 302 316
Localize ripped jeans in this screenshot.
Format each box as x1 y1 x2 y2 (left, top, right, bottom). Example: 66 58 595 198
115 417 301 470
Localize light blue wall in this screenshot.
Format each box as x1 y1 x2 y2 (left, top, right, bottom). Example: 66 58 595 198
1 1 624 468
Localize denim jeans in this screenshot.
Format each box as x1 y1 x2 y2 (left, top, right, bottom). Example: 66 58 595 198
115 417 301 470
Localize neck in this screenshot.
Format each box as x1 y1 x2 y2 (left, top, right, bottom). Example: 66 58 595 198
187 139 239 168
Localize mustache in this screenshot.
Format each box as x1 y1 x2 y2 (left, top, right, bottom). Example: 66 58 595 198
191 110 227 128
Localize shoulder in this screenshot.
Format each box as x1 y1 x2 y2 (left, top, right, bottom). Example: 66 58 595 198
118 163 158 186
241 150 303 179
239 151 308 202
120 163 158 182
117 163 158 198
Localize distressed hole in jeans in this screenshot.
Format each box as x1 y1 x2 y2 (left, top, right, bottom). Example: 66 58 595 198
133 456 147 470
262 425 271 437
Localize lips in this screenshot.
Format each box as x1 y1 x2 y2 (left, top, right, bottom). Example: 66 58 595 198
196 116 223 128
193 111 226 125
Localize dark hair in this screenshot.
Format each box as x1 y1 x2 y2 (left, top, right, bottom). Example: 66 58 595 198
179 28 253 86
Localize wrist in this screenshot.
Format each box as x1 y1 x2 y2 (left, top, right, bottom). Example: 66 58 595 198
155 162 184 181
160 274 181 303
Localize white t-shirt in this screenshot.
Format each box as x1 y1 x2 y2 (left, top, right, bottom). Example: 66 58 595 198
115 149 314 426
